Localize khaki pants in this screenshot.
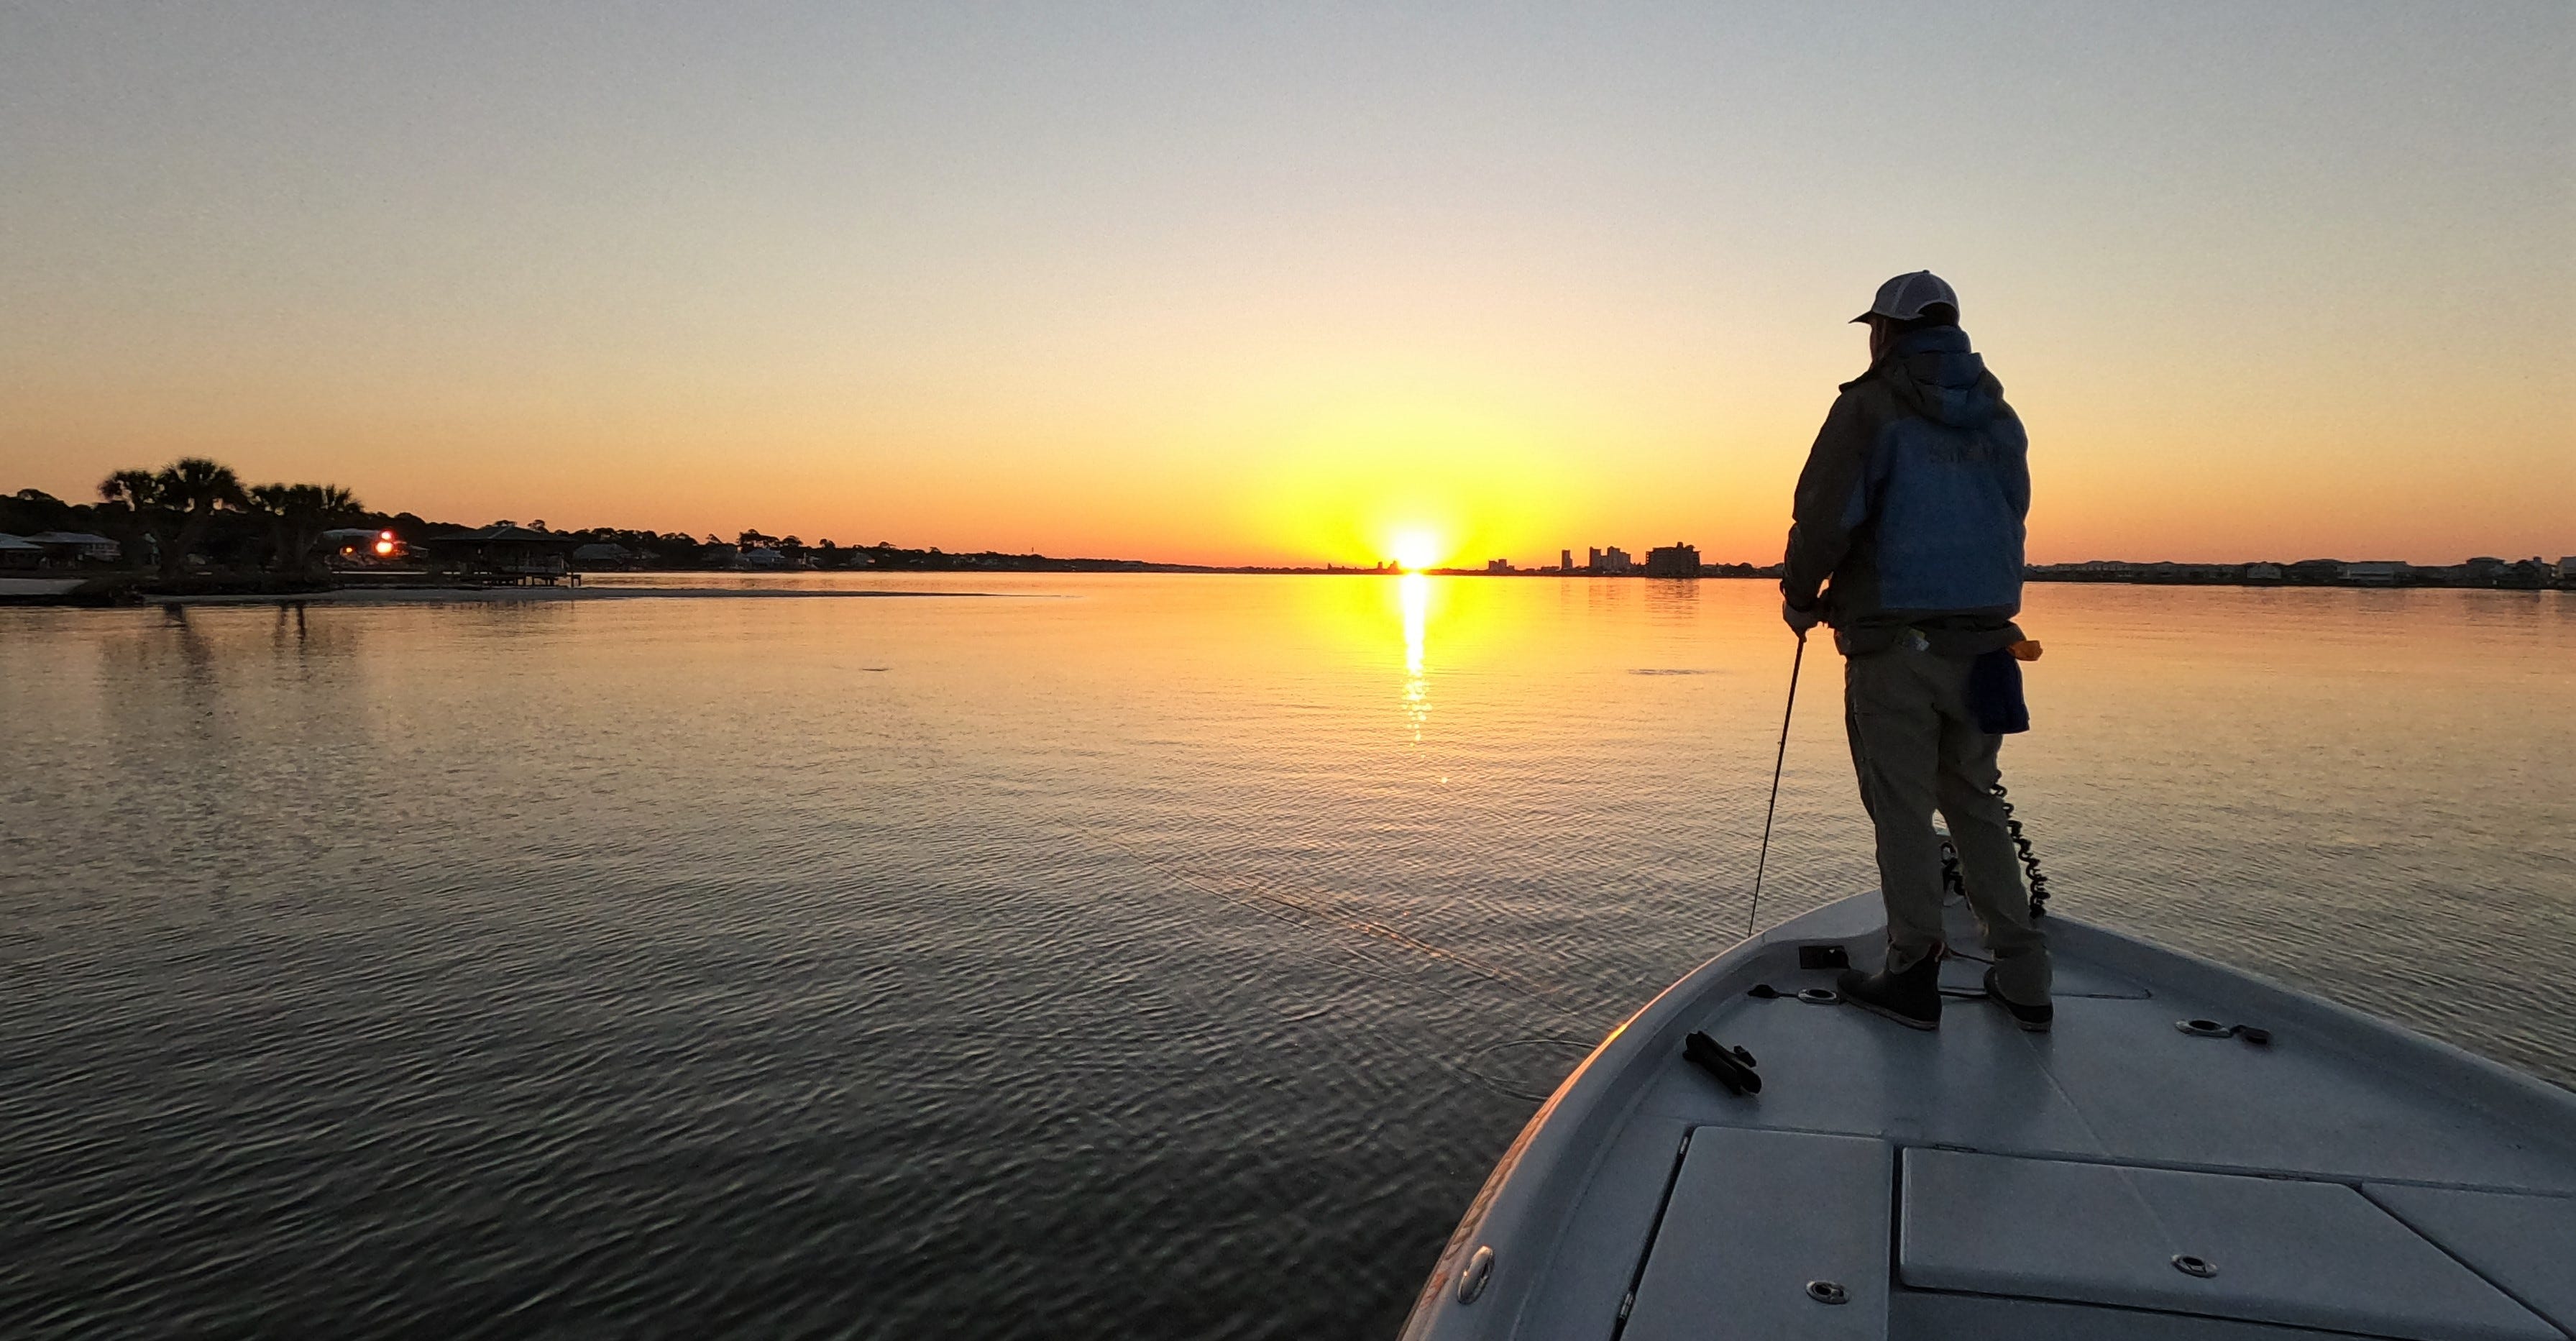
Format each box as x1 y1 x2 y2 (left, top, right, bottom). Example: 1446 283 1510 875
1843 639 2051 1004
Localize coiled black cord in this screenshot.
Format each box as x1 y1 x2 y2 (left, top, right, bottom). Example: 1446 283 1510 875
1938 784 2053 920
1994 783 2052 918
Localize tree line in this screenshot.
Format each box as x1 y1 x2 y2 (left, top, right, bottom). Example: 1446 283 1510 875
91 458 365 581
0 457 367 582
5 456 1186 582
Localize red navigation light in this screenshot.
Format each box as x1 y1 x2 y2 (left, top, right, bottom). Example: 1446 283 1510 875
379 529 395 540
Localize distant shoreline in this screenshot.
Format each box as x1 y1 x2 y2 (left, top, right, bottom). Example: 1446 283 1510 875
166 585 1014 606
0 580 1014 608
4 564 2569 609
1422 568 2572 590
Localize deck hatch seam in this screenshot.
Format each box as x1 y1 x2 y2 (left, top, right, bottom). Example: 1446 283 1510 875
1895 1283 2422 1340
1686 1115 2576 1198
1604 1127 1697 1341
2359 1185 2576 1340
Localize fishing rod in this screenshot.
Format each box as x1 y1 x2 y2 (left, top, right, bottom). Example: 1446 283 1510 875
1743 629 1805 939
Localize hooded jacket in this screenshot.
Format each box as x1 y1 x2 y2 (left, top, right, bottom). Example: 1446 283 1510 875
1782 324 2027 656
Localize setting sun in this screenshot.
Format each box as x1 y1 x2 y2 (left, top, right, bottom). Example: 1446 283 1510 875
1390 530 1444 572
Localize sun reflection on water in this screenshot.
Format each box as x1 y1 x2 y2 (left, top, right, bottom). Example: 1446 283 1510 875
1399 572 1430 741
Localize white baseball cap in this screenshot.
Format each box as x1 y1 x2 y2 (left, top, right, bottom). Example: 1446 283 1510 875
1853 270 1959 323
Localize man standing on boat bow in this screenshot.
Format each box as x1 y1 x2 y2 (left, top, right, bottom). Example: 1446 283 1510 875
1780 270 2053 1033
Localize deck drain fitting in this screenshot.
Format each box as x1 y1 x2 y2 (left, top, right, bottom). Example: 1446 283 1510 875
1797 988 1842 1005
1806 1280 1849 1305
2172 1254 2219 1279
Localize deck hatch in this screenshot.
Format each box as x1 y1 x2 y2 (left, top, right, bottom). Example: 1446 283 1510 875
2365 1183 2576 1332
1618 1127 1889 1341
1899 1148 2557 1340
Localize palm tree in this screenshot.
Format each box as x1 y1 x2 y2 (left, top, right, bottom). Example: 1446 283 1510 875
248 482 365 579
97 468 180 573
154 457 247 579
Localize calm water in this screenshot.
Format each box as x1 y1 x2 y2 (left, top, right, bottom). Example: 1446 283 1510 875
4 576 2572 1338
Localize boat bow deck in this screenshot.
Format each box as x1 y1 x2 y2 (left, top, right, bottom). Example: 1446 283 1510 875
1403 894 2576 1341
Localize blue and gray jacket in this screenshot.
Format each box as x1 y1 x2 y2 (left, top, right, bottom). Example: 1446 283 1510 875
1782 324 2027 656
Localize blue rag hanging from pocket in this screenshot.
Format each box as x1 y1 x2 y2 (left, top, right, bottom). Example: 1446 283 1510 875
1968 647 2030 734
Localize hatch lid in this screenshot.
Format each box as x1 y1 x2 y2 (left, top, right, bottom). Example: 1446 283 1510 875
1899 1148 2555 1340
2365 1182 2576 1332
1621 1127 1889 1341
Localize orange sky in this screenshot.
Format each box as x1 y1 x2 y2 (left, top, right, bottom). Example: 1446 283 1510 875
4 4 2570 567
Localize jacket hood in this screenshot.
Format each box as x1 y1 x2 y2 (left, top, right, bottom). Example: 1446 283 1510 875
1876 325 2004 429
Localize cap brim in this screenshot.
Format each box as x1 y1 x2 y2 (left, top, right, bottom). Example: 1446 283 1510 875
1851 311 1876 324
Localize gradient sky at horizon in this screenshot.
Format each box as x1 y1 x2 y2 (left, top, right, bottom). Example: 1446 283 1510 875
4 1 2570 566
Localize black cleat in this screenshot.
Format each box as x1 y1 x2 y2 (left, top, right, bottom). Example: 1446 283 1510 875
1984 966 2054 1033
1836 954 1942 1030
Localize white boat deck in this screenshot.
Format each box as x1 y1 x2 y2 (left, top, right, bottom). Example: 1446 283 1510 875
1402 894 2576 1340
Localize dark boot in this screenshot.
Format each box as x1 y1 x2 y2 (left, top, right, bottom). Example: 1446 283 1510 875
1837 953 1942 1030
1984 966 2053 1033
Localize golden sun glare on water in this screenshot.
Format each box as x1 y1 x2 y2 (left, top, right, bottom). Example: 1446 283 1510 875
1390 530 1444 572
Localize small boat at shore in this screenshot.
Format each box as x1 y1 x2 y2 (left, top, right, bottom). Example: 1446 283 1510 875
1401 893 2576 1340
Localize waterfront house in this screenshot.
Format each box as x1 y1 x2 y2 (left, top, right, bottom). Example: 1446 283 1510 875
0 533 43 569
423 523 577 585
24 531 122 565
319 528 404 564
2500 558 2554 589
570 541 635 570
2342 561 2407 585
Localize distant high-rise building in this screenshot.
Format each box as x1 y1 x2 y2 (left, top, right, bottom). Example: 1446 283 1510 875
1561 549 1572 572
1645 543 1700 577
1589 546 1634 575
